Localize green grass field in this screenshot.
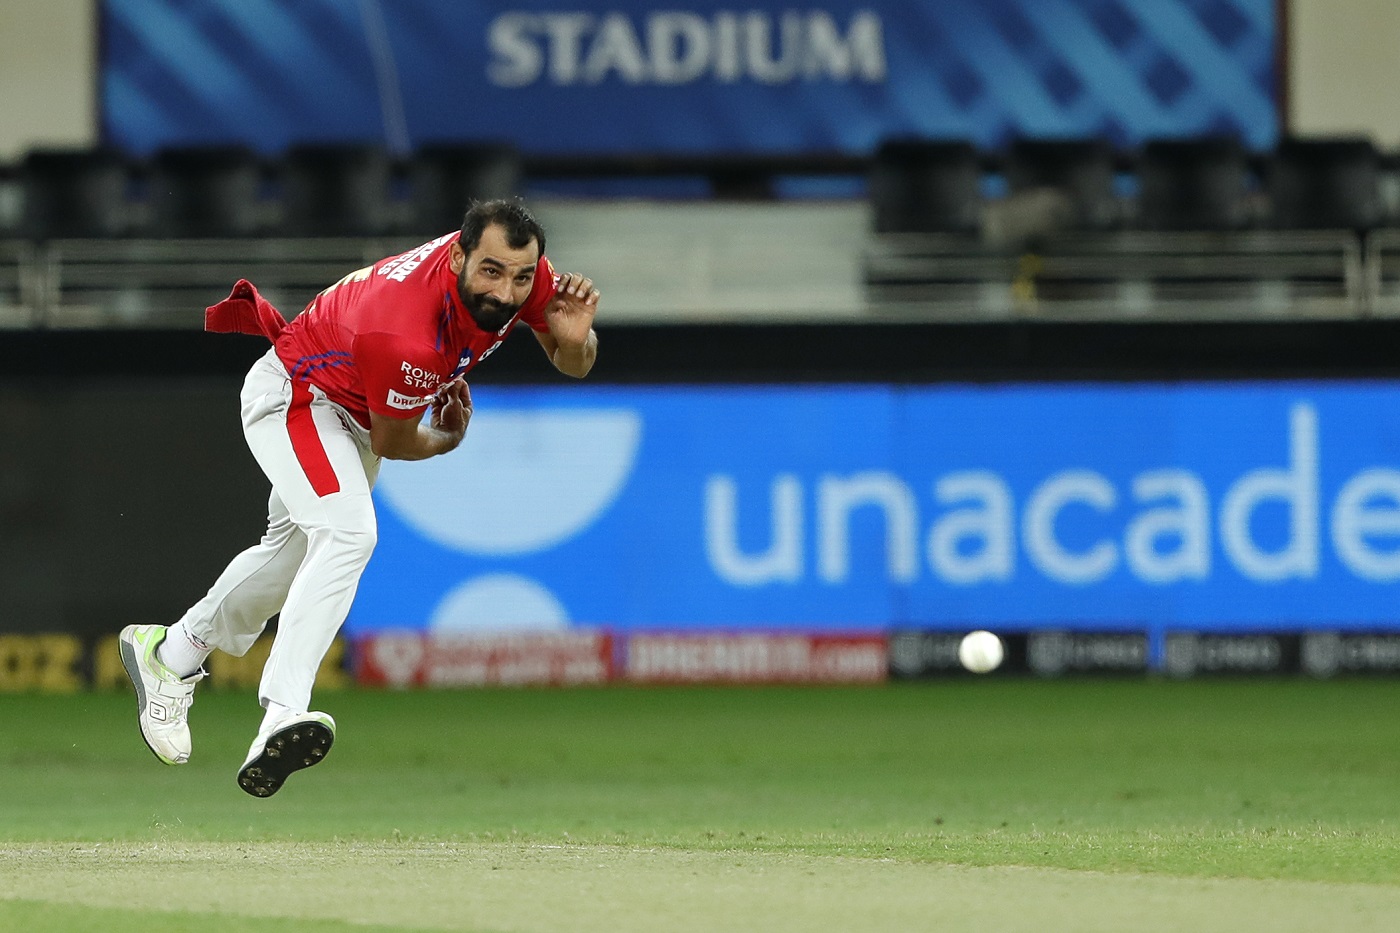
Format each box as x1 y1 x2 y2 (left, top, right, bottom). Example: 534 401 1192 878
3 680 1400 931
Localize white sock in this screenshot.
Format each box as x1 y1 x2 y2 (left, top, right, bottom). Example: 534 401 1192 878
156 622 212 677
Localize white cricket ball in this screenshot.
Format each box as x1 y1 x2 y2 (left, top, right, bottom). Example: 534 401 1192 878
958 630 1004 674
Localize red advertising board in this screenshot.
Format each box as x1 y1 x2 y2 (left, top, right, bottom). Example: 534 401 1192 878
354 631 614 688
623 633 888 685
354 631 887 687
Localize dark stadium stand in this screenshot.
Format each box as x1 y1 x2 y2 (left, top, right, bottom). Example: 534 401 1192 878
18 147 133 239
2 137 1400 327
145 145 266 238
1267 137 1385 231
407 142 522 234
1005 138 1119 232
1137 137 1255 232
279 143 395 238
869 138 982 234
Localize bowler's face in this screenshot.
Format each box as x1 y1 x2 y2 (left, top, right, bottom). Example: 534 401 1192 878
452 225 539 332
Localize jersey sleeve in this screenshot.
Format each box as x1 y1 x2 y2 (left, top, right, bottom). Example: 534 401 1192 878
352 331 452 420
517 256 559 333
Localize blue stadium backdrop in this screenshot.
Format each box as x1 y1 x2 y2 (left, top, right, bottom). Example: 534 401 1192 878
101 0 1278 155
348 382 1400 638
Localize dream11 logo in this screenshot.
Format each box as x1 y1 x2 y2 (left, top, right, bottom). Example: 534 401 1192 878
373 408 643 632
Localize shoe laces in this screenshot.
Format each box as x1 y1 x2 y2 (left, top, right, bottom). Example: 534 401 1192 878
152 668 205 720
168 690 195 722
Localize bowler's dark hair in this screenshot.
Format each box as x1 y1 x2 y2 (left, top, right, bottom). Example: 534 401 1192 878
459 199 545 258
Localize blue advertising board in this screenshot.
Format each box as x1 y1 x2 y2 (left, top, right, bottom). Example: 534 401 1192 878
349 382 1400 638
102 0 1277 155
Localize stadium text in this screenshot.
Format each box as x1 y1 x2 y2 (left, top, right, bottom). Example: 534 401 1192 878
704 403 1400 587
487 10 886 87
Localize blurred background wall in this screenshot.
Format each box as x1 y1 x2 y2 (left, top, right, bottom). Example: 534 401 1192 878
8 1 1400 685
1289 0 1400 145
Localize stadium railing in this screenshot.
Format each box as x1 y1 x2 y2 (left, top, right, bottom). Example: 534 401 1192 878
4 236 425 329
1363 229 1400 315
2 140 1399 327
862 229 1364 320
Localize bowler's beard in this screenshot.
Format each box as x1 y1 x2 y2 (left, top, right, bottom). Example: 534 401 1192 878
458 272 521 332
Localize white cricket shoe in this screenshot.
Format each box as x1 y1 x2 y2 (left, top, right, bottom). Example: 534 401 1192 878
237 711 336 798
118 624 206 765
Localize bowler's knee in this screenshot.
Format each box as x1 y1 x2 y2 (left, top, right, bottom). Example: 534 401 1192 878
333 524 377 564
307 516 377 567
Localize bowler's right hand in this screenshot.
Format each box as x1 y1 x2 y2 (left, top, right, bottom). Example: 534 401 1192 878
431 377 472 440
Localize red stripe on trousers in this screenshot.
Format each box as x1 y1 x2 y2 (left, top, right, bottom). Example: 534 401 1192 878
286 380 341 497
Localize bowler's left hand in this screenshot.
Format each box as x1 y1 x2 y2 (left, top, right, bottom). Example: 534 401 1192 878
545 273 599 349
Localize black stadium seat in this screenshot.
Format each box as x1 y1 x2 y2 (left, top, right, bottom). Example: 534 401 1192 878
869 139 982 234
20 148 132 239
147 145 264 238
278 143 393 237
1268 137 1383 231
407 142 522 233
1137 137 1252 232
1006 138 1118 231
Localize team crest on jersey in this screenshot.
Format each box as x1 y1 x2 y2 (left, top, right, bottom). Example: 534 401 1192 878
451 349 473 378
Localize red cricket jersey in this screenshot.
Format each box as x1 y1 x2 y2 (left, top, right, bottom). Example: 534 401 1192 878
273 232 556 428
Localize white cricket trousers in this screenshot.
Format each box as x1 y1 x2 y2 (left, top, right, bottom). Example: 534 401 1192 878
176 347 381 713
